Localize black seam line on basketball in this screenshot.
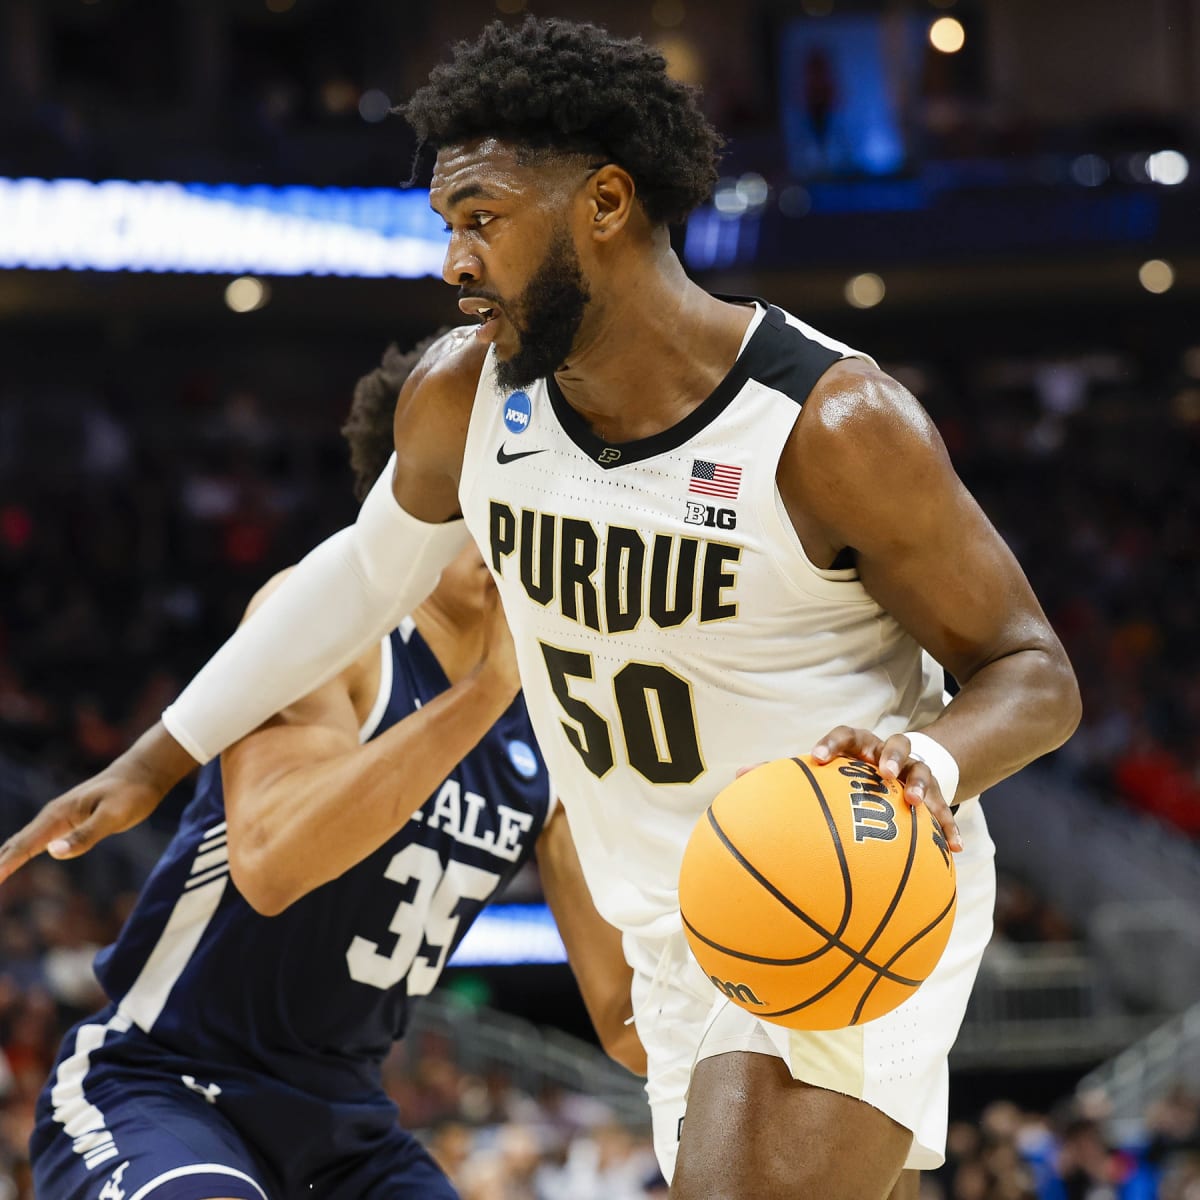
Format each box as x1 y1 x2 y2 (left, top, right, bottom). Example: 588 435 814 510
754 932 922 1020
746 803 927 1022
702 809 920 985
681 907 919 980
791 757 854 942
853 801 921 977
848 891 957 1026
839 804 932 1024
754 822 946 1024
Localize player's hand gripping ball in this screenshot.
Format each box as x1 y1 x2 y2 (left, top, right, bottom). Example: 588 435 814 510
679 756 957 1030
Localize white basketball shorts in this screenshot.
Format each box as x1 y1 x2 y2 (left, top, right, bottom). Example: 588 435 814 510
627 797 996 1181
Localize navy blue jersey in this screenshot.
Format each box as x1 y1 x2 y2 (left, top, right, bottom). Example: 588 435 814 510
92 620 551 1096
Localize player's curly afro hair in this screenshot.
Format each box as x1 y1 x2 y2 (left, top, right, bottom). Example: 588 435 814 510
401 17 723 226
341 330 454 501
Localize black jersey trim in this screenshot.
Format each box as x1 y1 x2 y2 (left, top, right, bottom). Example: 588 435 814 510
543 297 845 469
740 303 843 408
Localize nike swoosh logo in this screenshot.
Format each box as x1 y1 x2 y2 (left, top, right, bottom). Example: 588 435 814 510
496 445 548 465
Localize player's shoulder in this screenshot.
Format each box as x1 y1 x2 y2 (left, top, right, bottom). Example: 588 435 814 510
783 355 948 503
735 302 875 408
738 301 941 465
801 357 931 441
392 326 489 484
400 326 488 410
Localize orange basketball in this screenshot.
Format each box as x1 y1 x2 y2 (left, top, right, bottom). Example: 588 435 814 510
679 755 957 1030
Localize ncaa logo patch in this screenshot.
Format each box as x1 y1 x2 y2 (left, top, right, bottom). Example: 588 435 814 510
503 391 532 435
507 739 539 778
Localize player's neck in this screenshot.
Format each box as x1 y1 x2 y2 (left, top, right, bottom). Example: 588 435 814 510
551 254 753 443
411 603 487 686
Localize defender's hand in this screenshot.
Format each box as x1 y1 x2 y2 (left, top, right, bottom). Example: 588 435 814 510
0 722 198 884
476 590 522 704
811 726 963 852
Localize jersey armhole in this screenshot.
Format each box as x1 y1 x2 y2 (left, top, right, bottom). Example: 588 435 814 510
758 399 880 606
357 638 394 744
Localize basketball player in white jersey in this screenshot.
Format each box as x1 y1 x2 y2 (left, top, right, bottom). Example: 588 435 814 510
1 18 1080 1200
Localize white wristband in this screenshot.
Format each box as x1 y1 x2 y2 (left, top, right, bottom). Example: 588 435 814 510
904 731 960 807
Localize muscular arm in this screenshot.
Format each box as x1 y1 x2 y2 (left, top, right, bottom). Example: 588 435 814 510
161 334 486 766
781 361 1081 805
223 567 518 916
537 807 645 1076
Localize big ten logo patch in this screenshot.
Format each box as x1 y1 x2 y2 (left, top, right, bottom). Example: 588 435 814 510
684 502 736 530
503 391 532 435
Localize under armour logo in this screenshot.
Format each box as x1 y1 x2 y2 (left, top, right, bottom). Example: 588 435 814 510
182 1074 222 1104
99 1161 129 1200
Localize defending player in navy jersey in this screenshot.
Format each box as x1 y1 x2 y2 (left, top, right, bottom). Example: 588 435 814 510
3 18 1082 1200
27 334 643 1200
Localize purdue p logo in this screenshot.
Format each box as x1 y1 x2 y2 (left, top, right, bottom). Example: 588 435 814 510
710 975 766 1005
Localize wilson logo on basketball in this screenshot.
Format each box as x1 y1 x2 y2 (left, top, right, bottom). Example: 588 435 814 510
839 762 900 843
710 976 767 1006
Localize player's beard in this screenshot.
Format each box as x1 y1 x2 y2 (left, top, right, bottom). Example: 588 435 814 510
493 228 591 393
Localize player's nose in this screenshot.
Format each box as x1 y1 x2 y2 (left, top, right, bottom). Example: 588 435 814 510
442 236 482 287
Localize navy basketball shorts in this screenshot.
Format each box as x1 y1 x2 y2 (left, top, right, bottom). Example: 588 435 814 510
32 1009 459 1199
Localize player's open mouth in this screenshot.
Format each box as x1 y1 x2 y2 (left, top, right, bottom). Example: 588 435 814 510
458 297 504 343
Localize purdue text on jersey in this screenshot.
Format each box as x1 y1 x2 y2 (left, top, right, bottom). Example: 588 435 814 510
488 501 740 634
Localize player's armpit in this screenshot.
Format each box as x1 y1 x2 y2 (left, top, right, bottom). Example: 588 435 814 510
777 362 1080 800
537 807 646 1076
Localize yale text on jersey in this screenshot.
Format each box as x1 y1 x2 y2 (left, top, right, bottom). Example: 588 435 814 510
413 777 534 863
488 501 741 634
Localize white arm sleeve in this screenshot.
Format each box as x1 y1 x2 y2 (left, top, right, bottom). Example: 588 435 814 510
162 454 469 763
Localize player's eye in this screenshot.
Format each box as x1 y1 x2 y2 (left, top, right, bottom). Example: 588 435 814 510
443 213 495 234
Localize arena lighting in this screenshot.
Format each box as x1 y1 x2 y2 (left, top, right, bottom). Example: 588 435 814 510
0 178 447 277
845 272 886 308
1138 259 1175 294
446 904 567 967
1145 150 1189 186
929 16 966 53
357 88 391 124
224 276 269 313
1069 154 1110 188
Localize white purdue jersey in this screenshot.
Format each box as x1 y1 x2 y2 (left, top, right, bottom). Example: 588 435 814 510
459 302 948 939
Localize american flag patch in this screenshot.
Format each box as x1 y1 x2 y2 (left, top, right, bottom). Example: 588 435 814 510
689 458 742 499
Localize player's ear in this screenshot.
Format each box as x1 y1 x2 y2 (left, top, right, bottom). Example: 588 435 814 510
585 164 636 241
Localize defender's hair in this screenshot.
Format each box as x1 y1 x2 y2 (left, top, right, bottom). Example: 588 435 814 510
402 17 723 226
341 330 454 501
